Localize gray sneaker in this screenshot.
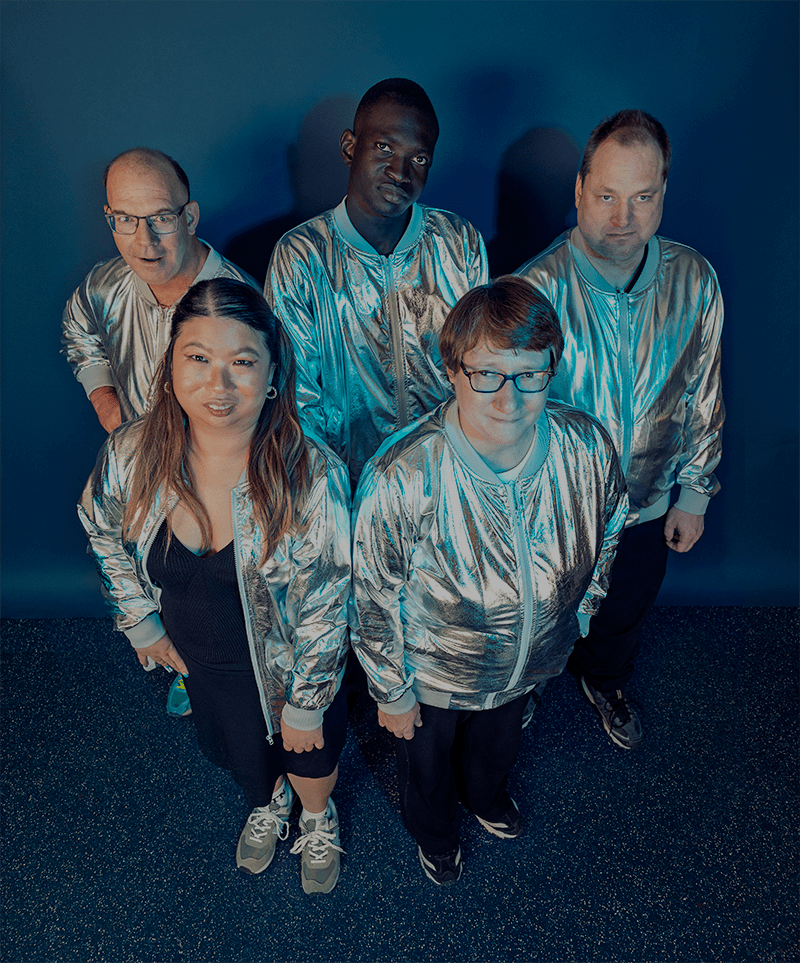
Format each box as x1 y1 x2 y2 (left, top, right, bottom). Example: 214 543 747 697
236 785 294 874
290 798 344 894
580 677 643 750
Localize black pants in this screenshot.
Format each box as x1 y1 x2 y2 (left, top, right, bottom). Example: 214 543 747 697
395 694 528 855
568 515 670 692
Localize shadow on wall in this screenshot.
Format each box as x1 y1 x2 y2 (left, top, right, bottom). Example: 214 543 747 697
487 127 581 275
223 96 357 285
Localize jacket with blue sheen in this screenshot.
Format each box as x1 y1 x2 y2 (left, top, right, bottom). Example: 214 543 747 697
266 199 489 486
516 230 724 524
78 419 352 738
351 399 629 714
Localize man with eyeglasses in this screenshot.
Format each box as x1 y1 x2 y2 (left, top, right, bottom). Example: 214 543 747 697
62 147 258 718
62 147 258 433
352 277 627 884
516 110 724 749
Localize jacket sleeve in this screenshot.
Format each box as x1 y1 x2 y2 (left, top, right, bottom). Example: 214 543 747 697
577 438 629 621
265 239 328 445
675 269 725 514
469 224 491 288
76 434 165 648
350 465 418 711
280 455 352 729
61 272 115 397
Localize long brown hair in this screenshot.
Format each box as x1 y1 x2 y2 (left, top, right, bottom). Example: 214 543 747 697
124 278 311 561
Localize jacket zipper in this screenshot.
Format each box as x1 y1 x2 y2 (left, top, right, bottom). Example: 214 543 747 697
231 487 275 744
384 258 409 429
505 480 535 693
618 292 633 473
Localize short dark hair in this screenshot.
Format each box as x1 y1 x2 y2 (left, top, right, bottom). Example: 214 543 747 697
103 147 191 199
578 109 671 183
353 78 439 139
439 276 564 372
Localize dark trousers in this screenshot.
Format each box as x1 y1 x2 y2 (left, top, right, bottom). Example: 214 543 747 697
395 694 528 855
568 515 670 692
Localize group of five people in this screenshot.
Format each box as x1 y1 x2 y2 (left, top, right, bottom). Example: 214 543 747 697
65 79 724 892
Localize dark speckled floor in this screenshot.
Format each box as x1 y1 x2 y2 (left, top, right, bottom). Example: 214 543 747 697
1 607 798 963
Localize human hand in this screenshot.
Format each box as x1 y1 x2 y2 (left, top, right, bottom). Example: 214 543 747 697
378 701 422 740
90 386 122 433
135 633 188 675
663 506 705 553
281 723 325 753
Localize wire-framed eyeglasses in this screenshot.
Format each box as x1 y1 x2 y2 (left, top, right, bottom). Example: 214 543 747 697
105 201 189 236
460 351 555 394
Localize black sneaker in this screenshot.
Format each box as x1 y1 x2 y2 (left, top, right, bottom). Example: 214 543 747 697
417 845 463 885
475 796 523 839
580 677 643 749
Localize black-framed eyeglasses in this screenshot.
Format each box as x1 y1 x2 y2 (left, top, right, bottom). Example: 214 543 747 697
105 201 189 236
460 350 555 394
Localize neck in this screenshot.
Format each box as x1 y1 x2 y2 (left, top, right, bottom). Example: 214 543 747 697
187 421 254 470
573 229 646 289
149 239 208 307
345 196 411 255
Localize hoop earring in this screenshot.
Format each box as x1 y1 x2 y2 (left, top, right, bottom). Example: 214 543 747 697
163 382 170 392
265 385 277 400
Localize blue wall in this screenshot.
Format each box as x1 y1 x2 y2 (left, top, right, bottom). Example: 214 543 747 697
2 0 798 616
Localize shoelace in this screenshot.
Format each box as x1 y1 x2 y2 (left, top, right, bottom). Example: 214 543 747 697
604 690 633 727
290 826 345 863
246 807 290 842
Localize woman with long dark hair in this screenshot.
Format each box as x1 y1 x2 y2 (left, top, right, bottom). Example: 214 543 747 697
79 278 351 894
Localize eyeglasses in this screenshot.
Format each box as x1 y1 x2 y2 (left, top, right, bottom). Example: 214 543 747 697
105 201 189 235
460 352 555 394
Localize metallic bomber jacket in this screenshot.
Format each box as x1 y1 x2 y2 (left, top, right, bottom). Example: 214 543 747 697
516 230 724 524
62 243 260 422
351 399 629 713
77 420 352 739
266 199 489 487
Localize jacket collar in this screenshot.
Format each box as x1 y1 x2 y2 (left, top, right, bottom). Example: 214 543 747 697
131 241 216 306
333 197 424 257
442 398 551 484
567 228 660 294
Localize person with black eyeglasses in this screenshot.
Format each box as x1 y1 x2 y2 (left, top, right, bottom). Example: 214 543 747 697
352 276 628 885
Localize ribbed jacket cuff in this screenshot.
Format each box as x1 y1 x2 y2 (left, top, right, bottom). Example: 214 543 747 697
281 703 324 731
379 688 418 715
125 613 166 649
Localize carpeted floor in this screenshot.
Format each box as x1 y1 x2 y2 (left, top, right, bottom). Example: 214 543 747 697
1 607 798 963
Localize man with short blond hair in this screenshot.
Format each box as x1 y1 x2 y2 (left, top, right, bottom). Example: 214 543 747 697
516 110 724 749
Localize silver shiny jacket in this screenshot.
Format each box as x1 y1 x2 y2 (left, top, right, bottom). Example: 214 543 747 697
266 199 489 487
62 243 259 421
516 230 724 524
352 399 628 713
78 420 352 739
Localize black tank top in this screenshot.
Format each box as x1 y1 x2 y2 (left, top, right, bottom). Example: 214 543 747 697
147 521 250 664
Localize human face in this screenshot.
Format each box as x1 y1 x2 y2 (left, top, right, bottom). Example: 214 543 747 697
341 99 437 223
575 137 666 272
171 315 275 437
448 343 552 471
105 160 200 288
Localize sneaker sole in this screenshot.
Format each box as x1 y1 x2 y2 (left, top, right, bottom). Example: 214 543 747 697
475 814 522 838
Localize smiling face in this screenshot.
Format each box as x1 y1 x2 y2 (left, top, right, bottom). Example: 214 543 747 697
575 136 666 276
104 157 200 289
170 314 275 436
447 342 552 471
341 98 437 231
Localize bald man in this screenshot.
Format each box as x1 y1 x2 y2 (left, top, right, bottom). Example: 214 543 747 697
62 148 258 432
62 148 258 717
